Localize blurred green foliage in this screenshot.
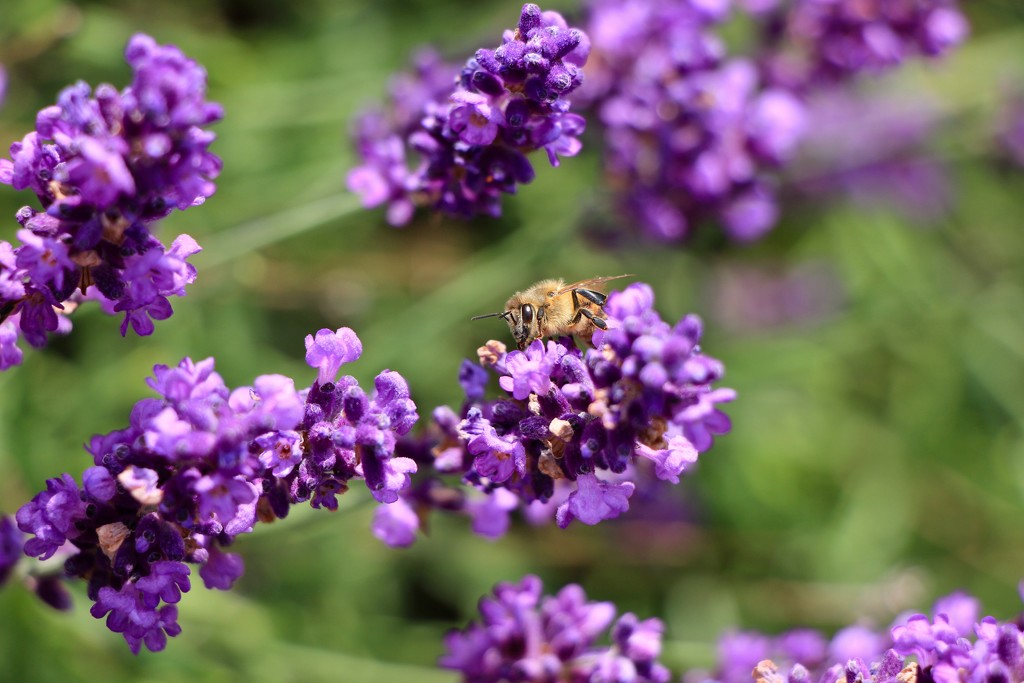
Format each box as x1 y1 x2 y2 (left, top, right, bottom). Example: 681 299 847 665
1 0 1024 681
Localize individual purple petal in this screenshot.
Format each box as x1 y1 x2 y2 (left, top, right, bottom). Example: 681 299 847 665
304 327 363 385
15 229 75 293
362 455 418 504
634 434 698 484
555 473 634 527
829 625 887 664
466 488 519 540
198 547 244 590
449 91 506 146
256 430 303 477
932 591 979 638
372 497 420 547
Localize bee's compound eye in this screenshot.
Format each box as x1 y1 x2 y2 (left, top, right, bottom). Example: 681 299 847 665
521 304 534 326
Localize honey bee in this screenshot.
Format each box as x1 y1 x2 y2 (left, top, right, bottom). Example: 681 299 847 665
472 275 632 350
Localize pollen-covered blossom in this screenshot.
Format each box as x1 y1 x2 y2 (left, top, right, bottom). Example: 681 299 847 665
581 0 807 242
347 3 590 225
12 327 417 652
385 281 733 546
0 34 221 370
687 590 1024 683
440 574 671 682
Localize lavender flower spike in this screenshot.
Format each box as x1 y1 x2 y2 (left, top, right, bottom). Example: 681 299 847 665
760 0 970 87
387 281 734 544
0 34 221 370
13 327 418 652
347 4 591 225
441 575 671 682
690 590 1024 683
580 0 806 242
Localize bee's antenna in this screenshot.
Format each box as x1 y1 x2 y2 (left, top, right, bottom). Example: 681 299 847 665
471 311 510 321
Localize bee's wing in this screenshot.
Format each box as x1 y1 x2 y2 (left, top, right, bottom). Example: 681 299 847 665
552 274 633 297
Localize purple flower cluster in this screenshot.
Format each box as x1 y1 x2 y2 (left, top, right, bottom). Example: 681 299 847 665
375 282 734 546
791 89 952 221
440 574 671 682
577 0 968 243
581 0 807 242
755 0 969 88
347 3 590 225
0 34 222 370
12 327 417 652
689 590 1024 683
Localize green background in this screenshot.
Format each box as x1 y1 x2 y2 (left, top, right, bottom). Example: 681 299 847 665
1 0 1023 681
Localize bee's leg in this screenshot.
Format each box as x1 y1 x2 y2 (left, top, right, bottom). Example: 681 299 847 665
568 290 585 325
570 288 608 326
578 307 608 329
575 288 607 307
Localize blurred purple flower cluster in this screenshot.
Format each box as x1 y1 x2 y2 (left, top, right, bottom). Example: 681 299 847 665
0 34 221 370
998 93 1024 168
7 327 417 653
374 282 734 546
347 1 970 242
581 0 806 242
754 0 969 89
690 590 1024 683
441 574 671 682
347 3 590 225
579 0 967 243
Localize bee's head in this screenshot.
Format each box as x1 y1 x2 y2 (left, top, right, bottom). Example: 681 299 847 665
508 303 536 350
471 303 538 350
